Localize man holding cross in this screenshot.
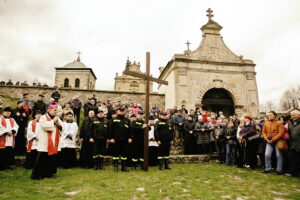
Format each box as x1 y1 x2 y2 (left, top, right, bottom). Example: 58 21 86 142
123 52 168 171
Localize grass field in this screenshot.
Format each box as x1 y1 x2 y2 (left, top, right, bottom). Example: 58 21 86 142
0 95 19 109
0 162 300 200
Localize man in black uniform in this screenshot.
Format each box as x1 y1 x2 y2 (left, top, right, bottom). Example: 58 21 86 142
89 110 109 170
32 94 47 118
131 110 147 170
109 108 132 172
155 112 175 170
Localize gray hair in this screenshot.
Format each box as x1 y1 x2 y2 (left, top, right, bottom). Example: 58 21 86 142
290 110 300 115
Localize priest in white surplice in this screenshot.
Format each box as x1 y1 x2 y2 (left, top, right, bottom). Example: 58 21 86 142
60 112 78 168
31 103 62 179
0 107 19 170
25 110 42 169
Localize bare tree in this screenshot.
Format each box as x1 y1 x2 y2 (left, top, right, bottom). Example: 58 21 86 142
266 100 276 112
279 85 300 111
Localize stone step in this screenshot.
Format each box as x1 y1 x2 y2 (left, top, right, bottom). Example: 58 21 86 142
13 154 218 168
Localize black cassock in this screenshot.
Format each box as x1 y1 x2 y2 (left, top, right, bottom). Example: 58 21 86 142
183 120 197 154
79 117 94 168
12 107 28 155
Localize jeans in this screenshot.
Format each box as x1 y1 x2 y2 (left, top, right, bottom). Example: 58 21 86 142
226 144 236 165
265 143 283 172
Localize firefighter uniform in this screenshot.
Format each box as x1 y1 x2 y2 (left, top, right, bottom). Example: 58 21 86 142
131 117 145 169
155 113 175 170
89 114 109 170
109 111 132 172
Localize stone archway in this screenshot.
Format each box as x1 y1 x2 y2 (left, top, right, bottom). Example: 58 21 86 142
197 81 242 116
202 88 235 116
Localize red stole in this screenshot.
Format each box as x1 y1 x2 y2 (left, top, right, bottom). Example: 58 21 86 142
23 105 31 117
0 116 15 149
45 115 60 155
27 120 37 152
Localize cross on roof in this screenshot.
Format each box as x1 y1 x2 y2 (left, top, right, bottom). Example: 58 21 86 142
76 51 82 61
206 8 214 21
185 40 191 51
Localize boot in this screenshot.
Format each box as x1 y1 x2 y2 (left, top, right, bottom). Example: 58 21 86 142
121 160 129 172
131 162 137 170
113 160 118 172
99 158 105 170
93 158 99 170
164 159 171 170
158 159 163 170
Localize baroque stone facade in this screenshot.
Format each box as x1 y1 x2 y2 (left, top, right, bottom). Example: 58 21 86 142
54 54 97 90
114 59 153 93
158 9 259 117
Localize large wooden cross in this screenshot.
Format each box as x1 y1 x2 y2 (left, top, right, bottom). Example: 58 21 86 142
123 52 168 171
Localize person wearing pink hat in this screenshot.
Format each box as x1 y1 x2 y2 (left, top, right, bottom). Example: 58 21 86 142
31 102 63 180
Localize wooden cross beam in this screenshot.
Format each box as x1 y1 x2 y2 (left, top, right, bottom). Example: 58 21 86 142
123 52 168 171
123 70 168 85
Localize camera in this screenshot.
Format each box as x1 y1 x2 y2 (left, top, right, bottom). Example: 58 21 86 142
268 136 272 140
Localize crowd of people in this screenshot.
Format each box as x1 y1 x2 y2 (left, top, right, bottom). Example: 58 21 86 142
0 91 299 180
0 79 50 87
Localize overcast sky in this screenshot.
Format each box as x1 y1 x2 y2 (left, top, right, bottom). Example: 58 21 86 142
0 0 299 105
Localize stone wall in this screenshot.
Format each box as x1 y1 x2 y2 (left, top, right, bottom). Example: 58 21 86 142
14 154 216 167
0 85 165 109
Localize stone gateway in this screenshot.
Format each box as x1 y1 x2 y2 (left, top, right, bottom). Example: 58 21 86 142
158 9 259 117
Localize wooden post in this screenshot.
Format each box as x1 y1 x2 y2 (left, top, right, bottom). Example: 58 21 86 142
122 51 168 171
143 52 150 171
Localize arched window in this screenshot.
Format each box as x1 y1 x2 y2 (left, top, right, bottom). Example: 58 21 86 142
64 78 69 87
75 78 80 88
130 81 139 87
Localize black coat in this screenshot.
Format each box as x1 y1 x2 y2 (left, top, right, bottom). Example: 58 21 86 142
154 119 174 142
212 126 225 142
240 123 256 140
89 117 109 140
184 120 196 133
195 122 210 144
80 117 94 140
289 119 300 152
12 107 28 127
109 116 132 141
32 100 47 117
131 119 145 141
51 91 60 100
225 127 237 144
